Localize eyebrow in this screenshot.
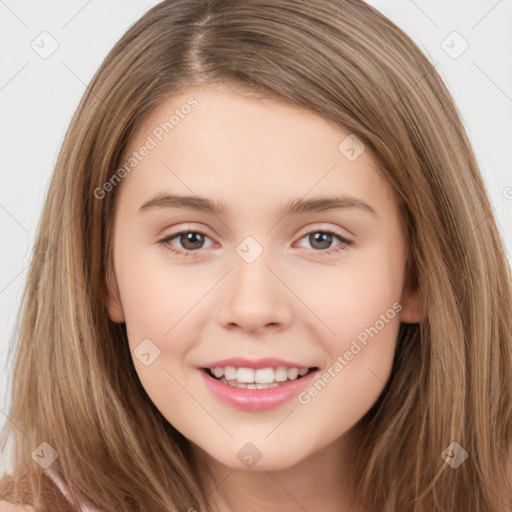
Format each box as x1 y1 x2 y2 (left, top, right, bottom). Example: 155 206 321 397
138 193 378 218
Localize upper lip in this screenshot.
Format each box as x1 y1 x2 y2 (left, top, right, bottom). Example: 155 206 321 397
200 357 315 370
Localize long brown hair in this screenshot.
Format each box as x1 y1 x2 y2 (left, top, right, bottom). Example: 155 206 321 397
1 1 511 510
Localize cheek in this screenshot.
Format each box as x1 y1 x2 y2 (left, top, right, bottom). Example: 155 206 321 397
115 243 198 336
301 246 404 408
297 246 405 424
320 279 401 392
114 254 202 417
302 250 404 346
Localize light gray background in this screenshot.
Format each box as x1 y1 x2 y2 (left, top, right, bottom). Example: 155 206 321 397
1 0 511 473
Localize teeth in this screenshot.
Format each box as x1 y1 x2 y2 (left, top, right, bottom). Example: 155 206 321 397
208 365 311 384
256 382 276 389
237 367 255 383
254 367 275 383
287 368 299 380
213 367 224 378
224 366 237 380
219 377 281 389
274 367 289 382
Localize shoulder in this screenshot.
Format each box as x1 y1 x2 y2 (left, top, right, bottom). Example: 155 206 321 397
0 468 74 512
0 501 35 511
0 469 34 510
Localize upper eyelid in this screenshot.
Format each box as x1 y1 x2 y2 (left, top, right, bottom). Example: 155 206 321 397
160 224 353 249
161 223 352 241
300 223 352 237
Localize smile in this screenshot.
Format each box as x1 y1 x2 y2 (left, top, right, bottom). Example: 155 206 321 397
205 366 313 388
199 365 319 411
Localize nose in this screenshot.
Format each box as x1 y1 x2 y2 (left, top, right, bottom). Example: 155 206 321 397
217 251 294 334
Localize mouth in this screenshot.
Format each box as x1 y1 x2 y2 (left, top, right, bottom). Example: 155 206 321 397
199 364 320 411
201 366 319 389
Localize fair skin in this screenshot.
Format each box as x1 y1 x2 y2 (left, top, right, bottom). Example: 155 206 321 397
0 503 34 512
2 84 421 512
105 84 422 512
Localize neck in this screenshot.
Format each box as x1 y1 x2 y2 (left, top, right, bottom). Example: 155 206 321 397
192 432 360 512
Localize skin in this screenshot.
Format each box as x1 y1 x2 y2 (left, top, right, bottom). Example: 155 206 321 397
0 502 34 512
106 84 423 512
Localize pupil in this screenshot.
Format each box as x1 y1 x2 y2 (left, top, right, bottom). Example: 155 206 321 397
311 232 331 250
182 232 204 250
180 232 332 251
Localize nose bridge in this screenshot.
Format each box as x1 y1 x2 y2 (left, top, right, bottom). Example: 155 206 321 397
232 234 277 299
217 234 293 330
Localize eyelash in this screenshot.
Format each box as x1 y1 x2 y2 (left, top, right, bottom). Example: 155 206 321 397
158 226 353 257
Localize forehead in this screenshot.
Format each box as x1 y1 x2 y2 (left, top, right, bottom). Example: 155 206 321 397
118 84 396 216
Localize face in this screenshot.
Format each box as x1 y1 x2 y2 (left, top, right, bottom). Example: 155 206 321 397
106 84 422 472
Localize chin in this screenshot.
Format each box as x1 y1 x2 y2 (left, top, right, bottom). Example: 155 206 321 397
205 444 310 472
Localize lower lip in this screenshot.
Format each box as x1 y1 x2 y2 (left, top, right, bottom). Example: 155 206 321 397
199 368 318 411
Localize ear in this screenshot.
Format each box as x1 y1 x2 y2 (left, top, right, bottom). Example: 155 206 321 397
105 272 125 323
399 285 424 324
399 261 425 324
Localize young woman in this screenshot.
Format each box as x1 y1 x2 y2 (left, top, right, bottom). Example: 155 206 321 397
1 1 511 511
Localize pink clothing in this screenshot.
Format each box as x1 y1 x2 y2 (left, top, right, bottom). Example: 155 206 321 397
45 466 102 512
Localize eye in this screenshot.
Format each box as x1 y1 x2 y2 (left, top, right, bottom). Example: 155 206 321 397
295 227 353 256
158 226 353 257
158 229 214 256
